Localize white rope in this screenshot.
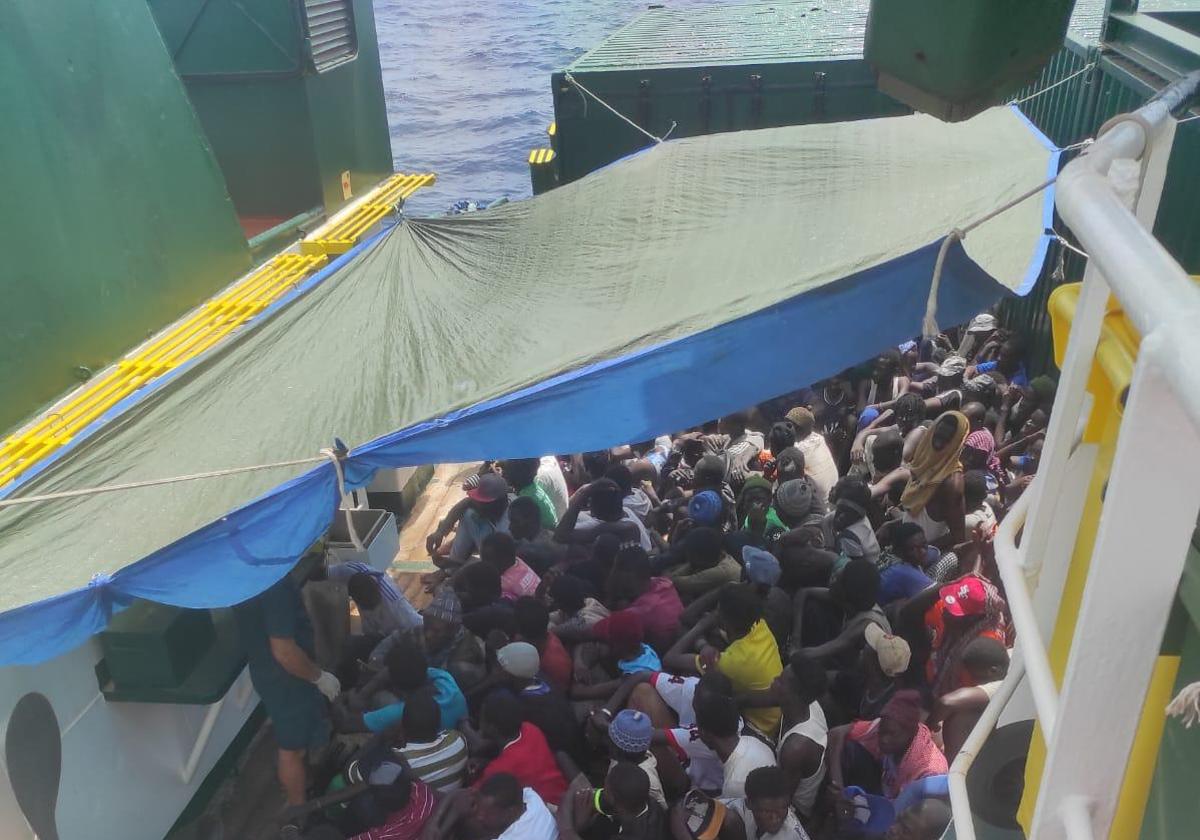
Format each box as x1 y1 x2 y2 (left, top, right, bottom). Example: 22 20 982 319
1178 113 1200 124
1054 231 1090 260
320 447 364 552
922 175 1058 337
563 72 667 145
0 455 328 509
1009 62 1096 106
1166 681 1200 728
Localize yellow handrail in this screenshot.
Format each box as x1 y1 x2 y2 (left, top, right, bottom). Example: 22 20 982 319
0 172 435 489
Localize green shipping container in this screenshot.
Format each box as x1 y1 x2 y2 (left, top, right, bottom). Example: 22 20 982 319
550 2 910 186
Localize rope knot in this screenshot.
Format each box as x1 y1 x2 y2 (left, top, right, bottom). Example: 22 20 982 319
88 572 113 588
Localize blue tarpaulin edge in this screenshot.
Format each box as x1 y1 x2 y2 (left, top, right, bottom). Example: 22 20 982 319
0 234 1049 667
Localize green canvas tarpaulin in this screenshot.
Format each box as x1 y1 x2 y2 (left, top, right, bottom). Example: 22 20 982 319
0 106 1056 664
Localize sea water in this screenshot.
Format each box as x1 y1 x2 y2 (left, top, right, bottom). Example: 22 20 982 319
376 0 716 214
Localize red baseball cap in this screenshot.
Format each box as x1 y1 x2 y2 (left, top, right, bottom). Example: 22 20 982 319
467 473 508 503
940 577 987 618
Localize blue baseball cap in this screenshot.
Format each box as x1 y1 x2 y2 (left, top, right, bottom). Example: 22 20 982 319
688 490 723 526
841 786 896 835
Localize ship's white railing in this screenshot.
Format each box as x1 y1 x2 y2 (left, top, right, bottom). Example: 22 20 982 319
950 69 1200 840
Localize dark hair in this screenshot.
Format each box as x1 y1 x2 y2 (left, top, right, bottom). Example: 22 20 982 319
722 412 750 437
501 458 540 490
372 772 414 815
894 392 926 424
508 494 541 523
786 651 829 702
696 669 734 700
401 690 442 742
549 574 587 613
386 646 429 692
778 546 836 591
768 421 796 455
478 772 523 809
604 463 635 495
514 596 550 642
890 522 926 550
835 478 871 511
962 637 1009 675
876 349 902 376
718 583 763 636
682 527 723 571
695 692 739 739
964 471 988 507
582 450 613 481
589 478 625 521
835 557 881 613
694 454 728 488
606 761 650 811
481 690 523 741
347 573 381 609
745 765 790 802
613 545 651 582
460 560 502 603
481 532 518 572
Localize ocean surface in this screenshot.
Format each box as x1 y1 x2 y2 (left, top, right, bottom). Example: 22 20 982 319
375 0 717 215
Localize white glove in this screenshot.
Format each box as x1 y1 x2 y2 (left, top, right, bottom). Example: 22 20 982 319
312 670 341 701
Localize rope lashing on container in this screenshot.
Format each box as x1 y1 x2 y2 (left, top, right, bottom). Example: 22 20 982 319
320 446 364 552
563 72 677 145
1009 62 1097 106
922 175 1057 336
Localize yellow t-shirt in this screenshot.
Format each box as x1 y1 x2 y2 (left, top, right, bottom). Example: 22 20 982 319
704 619 783 734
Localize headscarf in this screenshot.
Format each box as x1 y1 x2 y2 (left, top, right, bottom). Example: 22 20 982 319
964 428 1002 475
853 692 947 798
900 411 970 515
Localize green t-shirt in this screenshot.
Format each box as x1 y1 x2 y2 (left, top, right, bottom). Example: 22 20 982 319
519 482 558 528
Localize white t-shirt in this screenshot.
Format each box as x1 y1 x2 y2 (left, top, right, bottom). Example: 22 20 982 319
653 672 699 726
721 735 778 799
666 726 725 793
723 797 812 840
575 509 653 551
497 788 558 840
798 432 839 505
537 456 570 519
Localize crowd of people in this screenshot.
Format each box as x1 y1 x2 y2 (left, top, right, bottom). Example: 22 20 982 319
238 313 1055 840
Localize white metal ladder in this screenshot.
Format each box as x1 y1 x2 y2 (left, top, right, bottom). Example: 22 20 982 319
949 71 1200 840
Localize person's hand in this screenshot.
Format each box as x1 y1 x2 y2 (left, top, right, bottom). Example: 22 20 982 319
850 441 866 464
1001 388 1015 409
698 645 720 672
587 707 613 733
746 497 768 532
571 482 595 506
313 670 341 701
426 529 446 556
485 628 510 653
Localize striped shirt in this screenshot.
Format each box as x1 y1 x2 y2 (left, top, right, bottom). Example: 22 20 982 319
347 779 437 840
397 730 468 793
328 560 422 637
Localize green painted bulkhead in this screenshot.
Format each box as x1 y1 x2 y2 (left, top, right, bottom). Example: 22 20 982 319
0 1 251 434
547 2 911 187
0 0 394 435
148 0 394 224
